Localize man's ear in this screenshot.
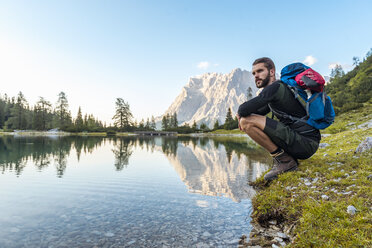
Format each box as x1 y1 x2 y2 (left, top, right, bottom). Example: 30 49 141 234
270 69 275 78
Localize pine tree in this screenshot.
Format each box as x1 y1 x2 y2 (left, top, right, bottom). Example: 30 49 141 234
246 87 253 101
224 107 234 130
145 118 150 130
192 120 197 130
172 112 178 128
161 115 168 130
33 97 52 130
55 92 71 129
75 107 84 131
6 92 29 129
213 120 220 130
151 115 156 130
112 98 133 131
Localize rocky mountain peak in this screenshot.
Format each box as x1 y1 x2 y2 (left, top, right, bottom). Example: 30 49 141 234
159 68 257 128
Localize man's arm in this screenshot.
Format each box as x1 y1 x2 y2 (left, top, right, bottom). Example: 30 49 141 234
238 97 271 117
237 81 280 117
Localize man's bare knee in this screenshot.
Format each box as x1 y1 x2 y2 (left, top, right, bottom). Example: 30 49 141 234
240 115 266 131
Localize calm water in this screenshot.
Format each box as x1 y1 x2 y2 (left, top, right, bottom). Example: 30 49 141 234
0 135 270 248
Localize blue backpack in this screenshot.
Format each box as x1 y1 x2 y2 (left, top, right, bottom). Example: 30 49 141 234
280 63 335 130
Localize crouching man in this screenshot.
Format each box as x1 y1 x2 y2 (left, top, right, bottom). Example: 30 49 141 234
237 57 320 181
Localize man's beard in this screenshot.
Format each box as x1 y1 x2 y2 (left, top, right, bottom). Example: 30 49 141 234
256 73 270 88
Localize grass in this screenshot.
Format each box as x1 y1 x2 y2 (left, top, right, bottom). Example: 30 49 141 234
250 103 372 247
209 128 244 134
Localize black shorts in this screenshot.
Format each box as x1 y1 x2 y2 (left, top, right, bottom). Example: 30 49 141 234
263 117 320 159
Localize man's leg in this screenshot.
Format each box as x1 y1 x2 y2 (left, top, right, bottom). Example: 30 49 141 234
239 115 278 153
239 115 298 180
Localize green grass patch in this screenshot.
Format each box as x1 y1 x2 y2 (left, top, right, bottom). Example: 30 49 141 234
210 128 245 135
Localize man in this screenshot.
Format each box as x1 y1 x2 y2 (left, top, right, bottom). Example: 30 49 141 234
237 57 320 181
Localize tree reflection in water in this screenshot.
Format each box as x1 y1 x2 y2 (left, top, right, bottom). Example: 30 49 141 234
111 137 133 171
0 135 269 199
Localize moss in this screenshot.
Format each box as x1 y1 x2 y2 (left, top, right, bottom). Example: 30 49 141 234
251 103 372 247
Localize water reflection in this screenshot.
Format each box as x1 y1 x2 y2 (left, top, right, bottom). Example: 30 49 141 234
0 136 269 200
164 138 269 202
0 135 271 247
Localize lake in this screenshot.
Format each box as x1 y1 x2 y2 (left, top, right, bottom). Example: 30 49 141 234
0 135 270 248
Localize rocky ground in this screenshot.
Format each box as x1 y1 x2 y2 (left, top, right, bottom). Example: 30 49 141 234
240 104 372 247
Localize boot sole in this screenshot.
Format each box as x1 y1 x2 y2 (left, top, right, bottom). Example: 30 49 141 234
264 165 298 181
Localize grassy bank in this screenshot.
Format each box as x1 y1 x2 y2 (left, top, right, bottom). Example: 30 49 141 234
250 103 372 247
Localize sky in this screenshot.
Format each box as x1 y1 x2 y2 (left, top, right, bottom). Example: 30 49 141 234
0 0 371 124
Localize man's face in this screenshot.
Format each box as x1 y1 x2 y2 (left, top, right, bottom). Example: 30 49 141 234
252 63 271 88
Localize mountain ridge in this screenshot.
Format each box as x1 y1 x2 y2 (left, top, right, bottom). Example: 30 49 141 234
157 68 257 128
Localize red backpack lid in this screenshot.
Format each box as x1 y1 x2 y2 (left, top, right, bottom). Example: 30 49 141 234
295 68 325 92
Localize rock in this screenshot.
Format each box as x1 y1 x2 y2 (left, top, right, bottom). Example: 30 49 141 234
347 122 356 126
269 220 277 225
280 241 287 247
272 244 280 248
321 134 331 138
277 232 289 240
323 153 328 157
319 143 330 148
225 239 240 244
202 231 212 238
248 236 262 246
355 137 372 153
347 205 357 215
274 237 283 242
342 191 353 195
321 195 329 200
357 119 372 129
104 232 115 237
367 174 372 181
126 240 136 245
195 242 209 248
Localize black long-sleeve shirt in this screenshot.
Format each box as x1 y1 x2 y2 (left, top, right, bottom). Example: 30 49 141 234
238 80 307 122
238 80 321 141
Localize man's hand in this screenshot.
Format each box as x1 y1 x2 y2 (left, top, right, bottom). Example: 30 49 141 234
236 114 242 131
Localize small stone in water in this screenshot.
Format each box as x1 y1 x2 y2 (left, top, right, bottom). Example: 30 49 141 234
127 240 136 245
202 231 211 237
105 232 115 237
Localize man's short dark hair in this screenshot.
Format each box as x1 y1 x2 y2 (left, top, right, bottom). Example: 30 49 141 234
253 57 275 72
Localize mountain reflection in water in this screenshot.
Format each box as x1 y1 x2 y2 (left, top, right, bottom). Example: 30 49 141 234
0 136 269 202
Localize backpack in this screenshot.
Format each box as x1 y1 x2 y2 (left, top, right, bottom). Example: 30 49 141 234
279 63 335 130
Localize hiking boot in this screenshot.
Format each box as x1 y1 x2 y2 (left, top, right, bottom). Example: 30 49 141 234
264 150 298 181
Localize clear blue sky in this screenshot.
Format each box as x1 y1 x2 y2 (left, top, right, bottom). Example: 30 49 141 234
1 0 371 124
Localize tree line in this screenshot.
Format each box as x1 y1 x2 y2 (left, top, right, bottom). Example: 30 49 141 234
0 91 244 133
326 48 372 113
0 91 104 132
